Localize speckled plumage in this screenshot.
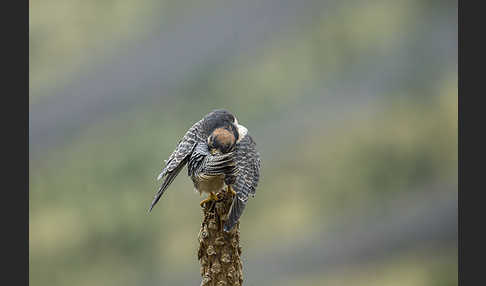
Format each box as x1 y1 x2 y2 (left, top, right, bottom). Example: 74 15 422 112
224 134 261 231
149 109 261 232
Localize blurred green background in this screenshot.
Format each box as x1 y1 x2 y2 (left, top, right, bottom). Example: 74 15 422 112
29 0 457 285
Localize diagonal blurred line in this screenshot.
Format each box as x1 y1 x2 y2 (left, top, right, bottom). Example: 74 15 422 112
157 183 456 285
244 183 457 284
29 0 333 157
29 0 457 161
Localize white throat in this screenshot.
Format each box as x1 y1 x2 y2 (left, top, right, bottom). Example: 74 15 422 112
236 124 248 143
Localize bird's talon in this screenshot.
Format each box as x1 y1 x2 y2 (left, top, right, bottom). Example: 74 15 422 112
215 192 224 201
200 192 220 207
227 185 237 196
199 197 211 207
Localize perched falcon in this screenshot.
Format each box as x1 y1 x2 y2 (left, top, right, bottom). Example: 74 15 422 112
149 109 261 232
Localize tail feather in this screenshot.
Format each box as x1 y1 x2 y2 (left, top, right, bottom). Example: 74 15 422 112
223 195 247 232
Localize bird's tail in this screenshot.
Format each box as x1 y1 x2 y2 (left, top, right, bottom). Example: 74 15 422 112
223 194 247 232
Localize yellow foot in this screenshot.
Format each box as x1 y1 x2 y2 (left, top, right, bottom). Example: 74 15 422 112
227 185 237 196
199 192 219 207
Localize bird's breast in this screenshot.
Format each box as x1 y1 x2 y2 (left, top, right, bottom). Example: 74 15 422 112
192 174 225 194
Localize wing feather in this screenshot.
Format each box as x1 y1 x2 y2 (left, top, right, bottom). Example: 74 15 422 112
150 118 205 211
188 142 236 177
224 134 260 231
157 119 205 181
148 156 188 212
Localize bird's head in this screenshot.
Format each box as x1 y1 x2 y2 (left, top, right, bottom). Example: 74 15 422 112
205 109 247 154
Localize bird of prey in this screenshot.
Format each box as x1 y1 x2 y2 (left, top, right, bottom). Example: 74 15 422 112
149 109 261 232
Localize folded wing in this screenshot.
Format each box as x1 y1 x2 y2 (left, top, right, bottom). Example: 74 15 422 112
224 135 261 231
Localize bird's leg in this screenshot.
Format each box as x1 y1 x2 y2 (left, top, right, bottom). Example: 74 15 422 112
199 192 219 207
227 185 237 196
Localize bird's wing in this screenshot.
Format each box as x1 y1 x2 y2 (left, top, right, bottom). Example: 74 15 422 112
188 142 236 178
224 134 261 232
149 119 205 212
157 119 205 181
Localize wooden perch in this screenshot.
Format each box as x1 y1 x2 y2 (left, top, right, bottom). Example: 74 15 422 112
198 189 243 286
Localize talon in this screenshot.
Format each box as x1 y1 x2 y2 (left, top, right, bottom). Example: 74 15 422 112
227 185 236 196
199 197 211 207
199 192 219 207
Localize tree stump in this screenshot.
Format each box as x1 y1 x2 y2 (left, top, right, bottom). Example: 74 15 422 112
198 190 243 286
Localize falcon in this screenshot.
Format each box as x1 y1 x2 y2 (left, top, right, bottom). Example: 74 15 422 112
149 109 261 232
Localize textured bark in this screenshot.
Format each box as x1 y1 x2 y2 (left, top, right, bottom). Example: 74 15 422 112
198 189 243 286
